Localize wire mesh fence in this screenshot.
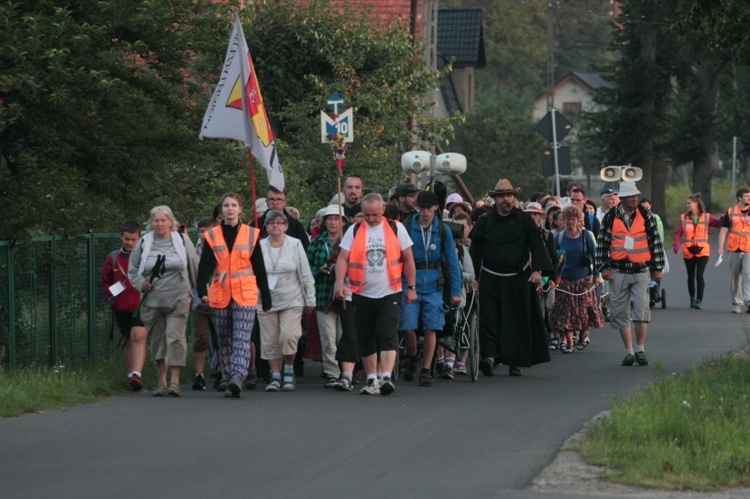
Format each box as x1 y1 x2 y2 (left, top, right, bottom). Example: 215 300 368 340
0 230 198 371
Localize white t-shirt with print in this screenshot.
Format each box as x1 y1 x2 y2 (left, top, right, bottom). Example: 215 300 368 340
340 220 413 299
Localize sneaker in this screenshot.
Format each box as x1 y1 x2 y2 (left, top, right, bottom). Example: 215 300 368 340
621 353 636 366
244 370 258 390
454 362 467 375
152 384 168 397
282 373 296 391
192 373 206 391
380 375 395 395
442 367 455 380
168 383 180 397
332 376 353 391
694 300 702 310
732 305 742 313
548 338 559 351
128 374 143 392
324 376 338 389
266 377 281 392
228 375 243 396
360 377 380 395
434 361 446 378
419 372 433 387
217 379 228 392
403 358 418 382
560 342 572 353
509 366 522 377
635 351 649 366
479 358 494 377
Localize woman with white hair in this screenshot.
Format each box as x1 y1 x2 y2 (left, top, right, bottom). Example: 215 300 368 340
258 210 316 391
128 205 198 396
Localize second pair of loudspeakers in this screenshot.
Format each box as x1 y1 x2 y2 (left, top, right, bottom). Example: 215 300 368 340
600 166 642 182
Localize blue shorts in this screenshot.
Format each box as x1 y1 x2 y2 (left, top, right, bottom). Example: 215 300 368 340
399 291 446 331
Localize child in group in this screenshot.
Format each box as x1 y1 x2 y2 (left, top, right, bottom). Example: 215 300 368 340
100 220 147 391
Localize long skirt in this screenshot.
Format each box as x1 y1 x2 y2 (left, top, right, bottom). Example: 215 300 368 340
549 275 603 333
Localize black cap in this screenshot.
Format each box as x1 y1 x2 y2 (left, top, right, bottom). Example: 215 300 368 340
416 190 439 207
392 182 418 199
600 188 615 198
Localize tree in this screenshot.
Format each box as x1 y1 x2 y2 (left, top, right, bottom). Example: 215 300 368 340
237 0 454 218
583 0 679 218
679 0 750 65
451 87 547 199
0 0 237 240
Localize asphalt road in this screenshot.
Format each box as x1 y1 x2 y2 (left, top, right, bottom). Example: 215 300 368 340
1 240 747 499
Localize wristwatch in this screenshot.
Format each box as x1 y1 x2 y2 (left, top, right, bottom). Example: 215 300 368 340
407 285 416 290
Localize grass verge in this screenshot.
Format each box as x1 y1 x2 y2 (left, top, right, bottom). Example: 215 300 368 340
0 351 201 418
576 354 750 491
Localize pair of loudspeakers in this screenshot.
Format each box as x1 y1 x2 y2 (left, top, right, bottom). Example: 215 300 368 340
600 166 642 182
401 151 467 175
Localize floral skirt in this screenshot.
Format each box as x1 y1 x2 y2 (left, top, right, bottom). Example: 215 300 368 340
549 275 603 333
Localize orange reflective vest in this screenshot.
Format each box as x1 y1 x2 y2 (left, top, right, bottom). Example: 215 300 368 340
204 224 260 308
610 208 651 263
347 218 403 293
726 205 750 252
680 213 710 259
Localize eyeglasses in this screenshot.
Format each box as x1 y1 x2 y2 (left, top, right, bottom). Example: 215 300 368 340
267 221 287 226
266 198 285 203
570 197 585 202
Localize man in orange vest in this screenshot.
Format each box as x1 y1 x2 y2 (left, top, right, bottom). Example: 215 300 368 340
717 186 750 313
596 181 665 367
334 193 417 396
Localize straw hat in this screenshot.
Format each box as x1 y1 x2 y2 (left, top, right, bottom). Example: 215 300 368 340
488 178 521 197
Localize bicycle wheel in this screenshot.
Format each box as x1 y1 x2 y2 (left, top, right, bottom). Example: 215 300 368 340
468 311 479 382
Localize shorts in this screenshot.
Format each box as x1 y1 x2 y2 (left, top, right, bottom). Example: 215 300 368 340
608 270 650 330
114 309 144 337
399 290 446 331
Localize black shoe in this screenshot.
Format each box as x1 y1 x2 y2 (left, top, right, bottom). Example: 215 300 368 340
380 375 395 395
509 366 522 377
479 358 494 377
442 367 455 380
419 372 433 387
294 358 305 377
217 379 229 392
192 373 206 391
403 358 418 382
244 370 257 390
228 375 242 397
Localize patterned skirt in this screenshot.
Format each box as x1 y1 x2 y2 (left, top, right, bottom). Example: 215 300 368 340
549 275 603 333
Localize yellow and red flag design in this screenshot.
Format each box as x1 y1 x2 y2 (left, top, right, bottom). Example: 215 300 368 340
200 13 284 190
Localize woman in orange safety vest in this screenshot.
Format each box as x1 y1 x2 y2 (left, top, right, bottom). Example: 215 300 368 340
197 192 272 398
672 193 721 309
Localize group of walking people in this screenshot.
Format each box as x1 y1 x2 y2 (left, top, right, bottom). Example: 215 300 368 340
99 172 747 398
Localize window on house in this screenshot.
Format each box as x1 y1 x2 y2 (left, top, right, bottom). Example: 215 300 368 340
563 102 582 113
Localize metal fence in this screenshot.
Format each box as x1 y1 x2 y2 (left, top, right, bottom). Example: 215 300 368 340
0 231 197 371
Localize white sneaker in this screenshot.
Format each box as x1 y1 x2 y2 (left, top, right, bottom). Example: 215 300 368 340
360 377 380 395
732 305 742 314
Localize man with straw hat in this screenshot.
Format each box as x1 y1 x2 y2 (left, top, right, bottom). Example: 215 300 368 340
469 179 555 377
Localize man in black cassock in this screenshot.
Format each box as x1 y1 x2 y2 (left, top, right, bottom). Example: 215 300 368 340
469 179 555 377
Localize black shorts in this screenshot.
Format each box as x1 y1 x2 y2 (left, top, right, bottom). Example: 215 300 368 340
114 310 144 337
353 292 401 357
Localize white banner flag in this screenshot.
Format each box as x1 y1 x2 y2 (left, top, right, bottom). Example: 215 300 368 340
200 13 284 190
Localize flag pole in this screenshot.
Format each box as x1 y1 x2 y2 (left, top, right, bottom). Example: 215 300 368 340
246 149 259 228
